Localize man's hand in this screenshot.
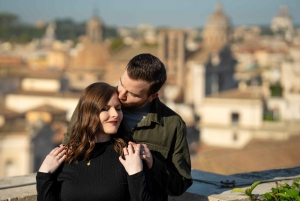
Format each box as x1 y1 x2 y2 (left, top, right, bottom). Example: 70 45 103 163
129 141 153 169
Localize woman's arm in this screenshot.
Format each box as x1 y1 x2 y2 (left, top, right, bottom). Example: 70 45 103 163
36 172 61 201
36 145 66 201
119 144 157 201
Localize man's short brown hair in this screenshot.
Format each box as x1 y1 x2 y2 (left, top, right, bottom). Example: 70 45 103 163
126 53 167 96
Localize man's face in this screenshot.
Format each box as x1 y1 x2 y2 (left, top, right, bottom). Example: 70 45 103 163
118 70 156 109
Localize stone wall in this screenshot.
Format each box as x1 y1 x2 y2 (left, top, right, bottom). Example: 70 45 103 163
1 167 300 201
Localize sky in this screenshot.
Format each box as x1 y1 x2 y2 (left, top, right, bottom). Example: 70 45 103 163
0 0 299 28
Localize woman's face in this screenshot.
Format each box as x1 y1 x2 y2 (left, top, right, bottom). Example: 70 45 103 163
98 93 123 139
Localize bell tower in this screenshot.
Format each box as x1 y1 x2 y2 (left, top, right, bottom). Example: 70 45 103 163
86 9 103 43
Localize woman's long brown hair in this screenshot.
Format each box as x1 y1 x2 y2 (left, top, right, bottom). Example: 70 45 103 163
65 82 130 164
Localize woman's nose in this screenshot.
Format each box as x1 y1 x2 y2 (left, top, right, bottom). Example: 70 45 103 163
110 108 119 117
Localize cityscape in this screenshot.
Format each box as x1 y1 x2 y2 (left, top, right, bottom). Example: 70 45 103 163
0 1 300 179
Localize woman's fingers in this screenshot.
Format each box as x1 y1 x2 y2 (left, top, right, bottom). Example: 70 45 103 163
51 146 64 154
56 152 64 160
59 154 66 162
48 146 67 161
119 156 125 164
49 147 59 155
119 145 143 175
38 146 66 173
127 144 134 155
123 147 129 157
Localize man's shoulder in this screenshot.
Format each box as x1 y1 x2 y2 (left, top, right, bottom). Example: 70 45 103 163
155 99 185 123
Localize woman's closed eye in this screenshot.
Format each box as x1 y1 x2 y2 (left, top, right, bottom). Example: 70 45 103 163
101 106 110 111
101 106 122 111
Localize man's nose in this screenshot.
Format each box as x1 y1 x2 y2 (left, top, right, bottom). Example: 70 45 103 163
118 89 127 100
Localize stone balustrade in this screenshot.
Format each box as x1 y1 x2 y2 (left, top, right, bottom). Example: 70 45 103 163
1 167 300 201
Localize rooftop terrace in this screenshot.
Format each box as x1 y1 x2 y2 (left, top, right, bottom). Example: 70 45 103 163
1 167 300 201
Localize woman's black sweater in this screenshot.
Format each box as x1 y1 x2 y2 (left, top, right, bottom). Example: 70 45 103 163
36 142 156 201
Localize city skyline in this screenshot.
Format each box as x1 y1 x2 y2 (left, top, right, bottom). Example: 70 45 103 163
0 0 300 28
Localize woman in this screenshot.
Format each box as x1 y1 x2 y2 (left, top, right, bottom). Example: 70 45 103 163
36 82 156 201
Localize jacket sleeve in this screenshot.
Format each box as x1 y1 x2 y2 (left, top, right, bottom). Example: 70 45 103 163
127 167 157 201
36 172 61 201
62 105 78 145
149 121 193 196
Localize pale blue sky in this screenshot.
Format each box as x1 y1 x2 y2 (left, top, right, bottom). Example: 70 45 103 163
0 0 299 28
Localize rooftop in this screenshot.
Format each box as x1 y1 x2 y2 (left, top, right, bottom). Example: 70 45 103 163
192 135 300 175
109 45 158 61
207 88 262 100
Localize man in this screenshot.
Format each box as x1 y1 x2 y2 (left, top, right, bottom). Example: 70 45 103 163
62 53 192 200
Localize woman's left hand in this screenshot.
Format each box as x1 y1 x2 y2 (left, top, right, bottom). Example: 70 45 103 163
119 144 143 175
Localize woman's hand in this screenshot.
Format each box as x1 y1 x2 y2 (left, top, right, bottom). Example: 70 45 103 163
38 145 67 174
129 141 153 169
119 144 143 175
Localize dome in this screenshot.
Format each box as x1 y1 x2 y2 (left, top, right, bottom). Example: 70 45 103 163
86 15 103 43
276 4 291 19
202 3 232 52
205 3 231 29
87 16 102 28
70 41 110 70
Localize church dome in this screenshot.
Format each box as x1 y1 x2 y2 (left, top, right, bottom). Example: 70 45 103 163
205 3 231 29
87 16 102 29
276 4 291 19
86 15 103 43
202 3 232 52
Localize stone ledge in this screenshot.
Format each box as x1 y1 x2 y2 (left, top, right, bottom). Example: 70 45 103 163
0 173 37 201
185 167 300 201
1 167 300 201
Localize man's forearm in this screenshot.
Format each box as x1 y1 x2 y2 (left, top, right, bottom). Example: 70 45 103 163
166 168 193 196
149 155 192 196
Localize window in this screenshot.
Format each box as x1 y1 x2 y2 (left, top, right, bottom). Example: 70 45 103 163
5 160 17 177
233 132 238 141
211 53 220 66
231 113 239 126
272 109 280 121
211 73 219 94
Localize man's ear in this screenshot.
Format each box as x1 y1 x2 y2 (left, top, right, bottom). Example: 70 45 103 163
148 93 158 102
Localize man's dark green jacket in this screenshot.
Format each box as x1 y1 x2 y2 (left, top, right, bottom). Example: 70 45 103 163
62 98 193 200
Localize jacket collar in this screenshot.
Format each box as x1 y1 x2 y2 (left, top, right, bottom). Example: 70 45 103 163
136 98 164 127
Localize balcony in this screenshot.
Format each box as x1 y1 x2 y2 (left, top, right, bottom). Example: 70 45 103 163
1 166 299 201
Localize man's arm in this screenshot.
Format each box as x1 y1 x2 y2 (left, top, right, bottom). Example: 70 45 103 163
140 121 193 196
150 155 192 196
62 105 78 145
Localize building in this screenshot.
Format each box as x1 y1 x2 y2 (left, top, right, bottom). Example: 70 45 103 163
271 4 294 41
200 86 300 149
67 14 110 90
0 103 68 177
